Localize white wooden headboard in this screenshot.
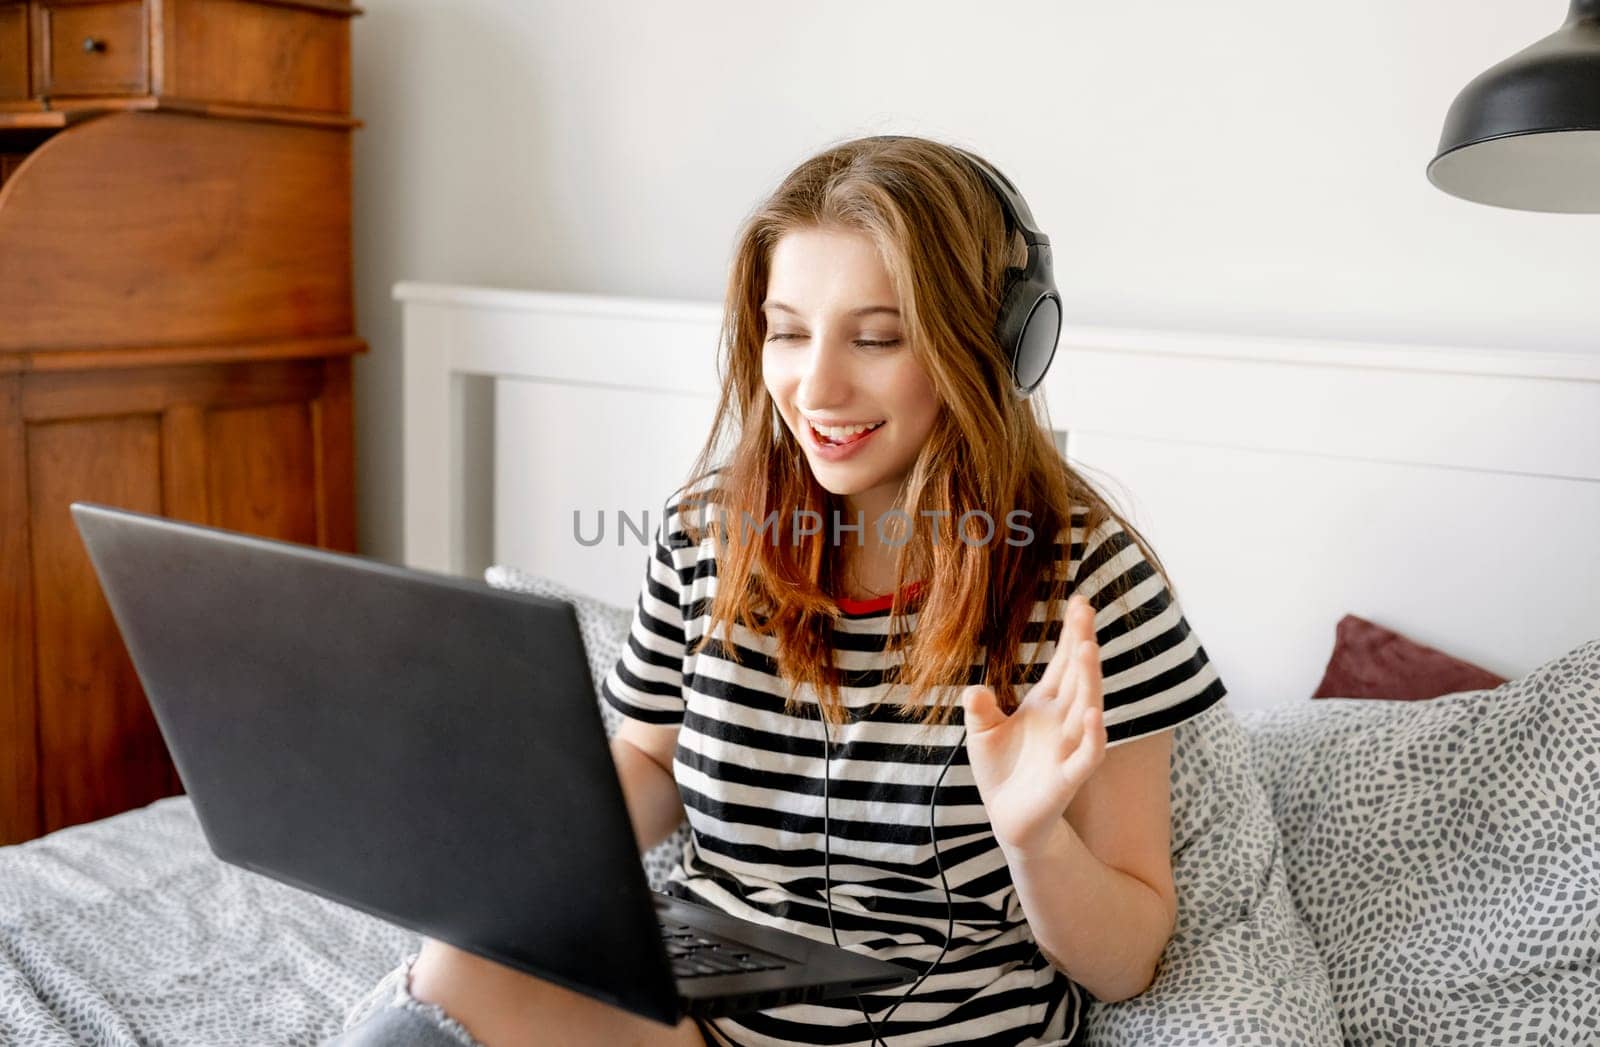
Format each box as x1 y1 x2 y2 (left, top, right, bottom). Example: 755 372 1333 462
395 281 1600 715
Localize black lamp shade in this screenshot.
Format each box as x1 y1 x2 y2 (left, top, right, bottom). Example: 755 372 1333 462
1428 0 1600 213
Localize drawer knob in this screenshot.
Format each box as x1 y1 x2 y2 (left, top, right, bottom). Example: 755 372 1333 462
82 37 105 54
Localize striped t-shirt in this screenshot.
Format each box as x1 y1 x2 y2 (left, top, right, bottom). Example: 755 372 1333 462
600 496 1227 1047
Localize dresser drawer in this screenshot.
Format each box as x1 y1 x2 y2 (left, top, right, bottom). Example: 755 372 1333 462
39 1 148 97
0 3 29 102
163 0 352 114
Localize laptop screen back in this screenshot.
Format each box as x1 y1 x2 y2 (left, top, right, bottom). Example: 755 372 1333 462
70 503 681 1023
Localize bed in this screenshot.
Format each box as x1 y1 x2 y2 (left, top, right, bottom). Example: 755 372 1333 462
2 283 1597 1045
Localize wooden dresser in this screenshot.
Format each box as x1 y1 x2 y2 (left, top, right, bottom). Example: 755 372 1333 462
0 0 363 844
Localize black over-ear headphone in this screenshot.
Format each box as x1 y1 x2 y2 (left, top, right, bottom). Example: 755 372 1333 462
862 135 1063 398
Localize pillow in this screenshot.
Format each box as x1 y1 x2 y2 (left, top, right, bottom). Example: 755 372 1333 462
1243 638 1600 1044
482 565 691 893
1311 614 1507 700
1085 701 1341 1044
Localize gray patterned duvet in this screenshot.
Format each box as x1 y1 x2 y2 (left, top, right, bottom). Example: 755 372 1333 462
0 796 417 1045
2 584 1595 1046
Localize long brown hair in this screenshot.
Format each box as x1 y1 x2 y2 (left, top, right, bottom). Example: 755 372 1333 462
675 134 1170 725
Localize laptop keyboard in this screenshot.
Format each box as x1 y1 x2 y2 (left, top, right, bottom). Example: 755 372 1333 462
659 922 791 979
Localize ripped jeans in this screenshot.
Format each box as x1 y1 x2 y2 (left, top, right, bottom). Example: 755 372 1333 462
323 952 488 1047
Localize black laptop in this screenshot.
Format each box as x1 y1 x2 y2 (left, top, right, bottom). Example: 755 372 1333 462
70 503 915 1026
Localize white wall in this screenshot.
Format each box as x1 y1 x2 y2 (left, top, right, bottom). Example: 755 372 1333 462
351 0 1599 563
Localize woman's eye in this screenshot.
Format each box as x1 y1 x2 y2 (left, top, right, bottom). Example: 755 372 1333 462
762 333 901 348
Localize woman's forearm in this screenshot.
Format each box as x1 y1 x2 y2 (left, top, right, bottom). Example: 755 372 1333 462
1003 818 1176 1003
609 736 686 853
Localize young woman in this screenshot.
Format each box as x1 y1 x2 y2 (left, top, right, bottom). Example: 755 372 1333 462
334 134 1225 1047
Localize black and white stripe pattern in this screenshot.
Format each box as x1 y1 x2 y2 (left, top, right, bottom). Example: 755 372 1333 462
602 499 1226 1047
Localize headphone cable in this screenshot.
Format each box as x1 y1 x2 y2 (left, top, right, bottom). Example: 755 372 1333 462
819 708 965 1047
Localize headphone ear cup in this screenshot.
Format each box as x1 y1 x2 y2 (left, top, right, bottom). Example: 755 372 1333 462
995 249 1062 397
994 267 1032 391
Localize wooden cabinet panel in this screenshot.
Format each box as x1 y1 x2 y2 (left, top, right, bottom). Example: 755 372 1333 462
312 355 354 551
38 1 148 97
0 374 40 844
207 400 318 543
2 358 359 840
0 4 28 101
27 413 178 834
0 112 352 352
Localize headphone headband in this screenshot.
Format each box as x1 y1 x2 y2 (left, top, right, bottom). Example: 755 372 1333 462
951 147 1050 250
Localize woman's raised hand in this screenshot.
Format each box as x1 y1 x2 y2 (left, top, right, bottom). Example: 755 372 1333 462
960 594 1107 857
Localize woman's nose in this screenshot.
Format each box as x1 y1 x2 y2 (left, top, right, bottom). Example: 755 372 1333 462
795 336 852 408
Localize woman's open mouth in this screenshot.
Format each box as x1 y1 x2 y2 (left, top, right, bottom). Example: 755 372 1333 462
805 419 885 461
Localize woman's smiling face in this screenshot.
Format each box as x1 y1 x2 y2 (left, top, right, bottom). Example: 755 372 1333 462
761 226 941 527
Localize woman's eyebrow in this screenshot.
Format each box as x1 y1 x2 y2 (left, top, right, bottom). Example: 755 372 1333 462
762 301 901 318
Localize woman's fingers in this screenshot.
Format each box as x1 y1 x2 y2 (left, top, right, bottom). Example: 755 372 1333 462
1040 639 1105 798
960 684 1006 733
1059 636 1097 711
1078 640 1104 716
1046 596 1089 690
1034 595 1095 701
1083 637 1103 693
1058 698 1084 756
1060 706 1106 785
1055 638 1101 743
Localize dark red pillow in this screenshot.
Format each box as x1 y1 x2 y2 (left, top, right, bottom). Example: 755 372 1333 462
1312 614 1508 700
